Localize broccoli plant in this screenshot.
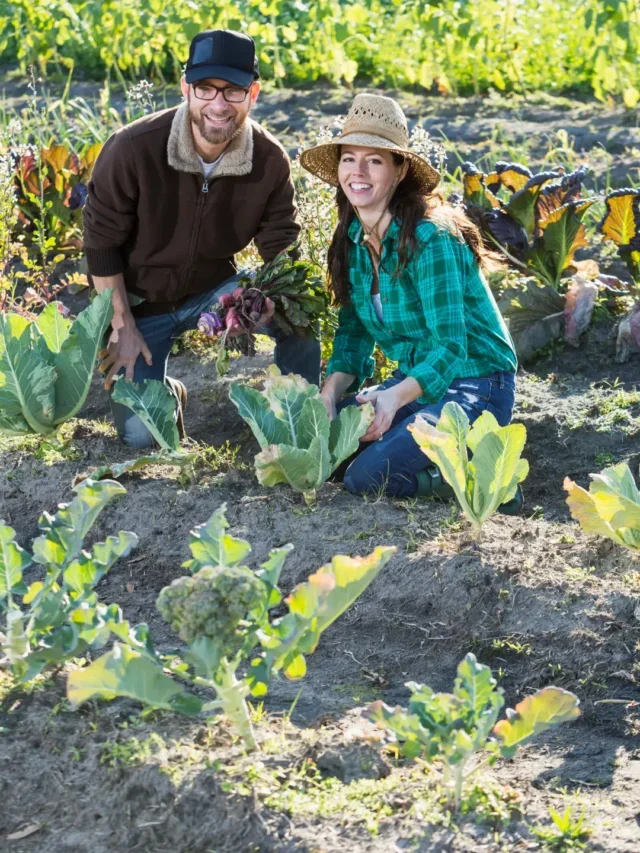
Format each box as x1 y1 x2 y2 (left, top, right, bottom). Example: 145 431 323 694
368 653 580 811
0 289 113 435
408 402 529 536
230 366 374 506
67 503 395 750
564 462 640 553
0 479 138 682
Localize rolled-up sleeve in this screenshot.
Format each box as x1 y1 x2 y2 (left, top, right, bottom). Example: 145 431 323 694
325 301 376 392
407 230 468 401
83 130 139 277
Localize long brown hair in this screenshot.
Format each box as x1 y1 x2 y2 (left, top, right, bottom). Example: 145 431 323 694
327 153 504 306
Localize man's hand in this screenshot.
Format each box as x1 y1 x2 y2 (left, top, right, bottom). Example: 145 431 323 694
99 321 152 389
226 297 276 338
356 386 401 442
319 389 338 421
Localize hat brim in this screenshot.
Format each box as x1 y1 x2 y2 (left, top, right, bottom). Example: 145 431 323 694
185 65 255 87
300 133 441 195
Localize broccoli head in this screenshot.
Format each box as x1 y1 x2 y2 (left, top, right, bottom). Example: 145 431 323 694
156 565 265 649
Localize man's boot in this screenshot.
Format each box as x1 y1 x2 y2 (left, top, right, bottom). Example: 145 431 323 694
165 376 187 441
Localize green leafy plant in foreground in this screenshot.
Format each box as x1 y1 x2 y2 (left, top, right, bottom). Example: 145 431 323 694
564 462 640 553
368 653 580 811
0 479 137 682
77 377 195 483
67 503 395 750
0 289 113 435
408 402 529 535
230 366 374 506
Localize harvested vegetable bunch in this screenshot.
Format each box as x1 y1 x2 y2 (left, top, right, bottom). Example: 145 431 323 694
197 247 328 374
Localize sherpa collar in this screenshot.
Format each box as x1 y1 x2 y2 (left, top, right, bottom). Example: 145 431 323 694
167 103 254 178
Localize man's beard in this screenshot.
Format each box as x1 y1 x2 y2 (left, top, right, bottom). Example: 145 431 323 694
191 107 244 144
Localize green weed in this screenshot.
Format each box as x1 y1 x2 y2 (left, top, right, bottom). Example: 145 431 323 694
99 733 166 769
531 804 593 851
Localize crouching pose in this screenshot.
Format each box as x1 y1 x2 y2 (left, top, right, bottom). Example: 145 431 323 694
300 94 519 502
84 29 320 448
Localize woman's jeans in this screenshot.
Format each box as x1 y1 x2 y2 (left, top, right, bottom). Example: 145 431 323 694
337 370 516 499
110 272 321 449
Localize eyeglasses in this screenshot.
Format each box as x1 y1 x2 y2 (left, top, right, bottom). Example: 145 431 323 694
191 83 250 103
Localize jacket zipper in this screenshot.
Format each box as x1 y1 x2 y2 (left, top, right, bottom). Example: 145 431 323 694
179 176 209 292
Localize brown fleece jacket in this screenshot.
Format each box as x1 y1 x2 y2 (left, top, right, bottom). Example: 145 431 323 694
83 104 299 314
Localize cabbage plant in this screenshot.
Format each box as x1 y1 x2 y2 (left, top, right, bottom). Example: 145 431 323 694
67 503 395 750
0 290 113 435
564 463 640 553
368 653 580 811
408 402 529 535
230 367 374 506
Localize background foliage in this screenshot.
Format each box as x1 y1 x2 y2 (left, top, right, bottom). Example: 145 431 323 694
1 0 640 104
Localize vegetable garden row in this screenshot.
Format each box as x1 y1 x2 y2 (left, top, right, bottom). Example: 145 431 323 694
1 80 640 849
2 0 640 105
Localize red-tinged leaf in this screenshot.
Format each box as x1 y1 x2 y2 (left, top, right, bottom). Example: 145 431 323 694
42 143 70 174
493 687 580 757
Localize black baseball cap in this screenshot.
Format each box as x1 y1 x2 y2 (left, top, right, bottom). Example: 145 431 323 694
185 30 260 87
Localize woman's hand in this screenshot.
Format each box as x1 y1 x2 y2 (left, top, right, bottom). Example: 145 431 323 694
357 386 401 441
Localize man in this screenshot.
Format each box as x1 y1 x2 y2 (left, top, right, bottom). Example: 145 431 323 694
83 29 320 448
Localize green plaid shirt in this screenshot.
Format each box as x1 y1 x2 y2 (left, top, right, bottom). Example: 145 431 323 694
326 218 517 403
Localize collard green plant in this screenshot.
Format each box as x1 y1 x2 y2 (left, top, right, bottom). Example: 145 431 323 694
462 161 603 360
78 377 195 483
408 402 529 535
462 161 597 291
0 479 137 682
67 503 395 749
230 366 374 506
564 463 640 553
0 289 113 435
368 653 580 811
598 188 640 362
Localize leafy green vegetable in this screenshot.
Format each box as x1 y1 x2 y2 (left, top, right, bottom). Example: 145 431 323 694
408 402 529 534
111 377 180 450
67 503 395 749
230 366 374 506
0 479 137 682
368 653 580 810
73 450 196 485
564 463 640 553
0 290 113 435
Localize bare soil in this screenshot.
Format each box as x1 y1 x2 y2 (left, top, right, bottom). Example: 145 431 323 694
2 80 640 852
1 318 640 852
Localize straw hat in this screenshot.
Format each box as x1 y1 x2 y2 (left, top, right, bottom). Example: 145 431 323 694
300 94 440 194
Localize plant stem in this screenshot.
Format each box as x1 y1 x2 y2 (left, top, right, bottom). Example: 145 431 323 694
302 489 317 508
215 658 257 751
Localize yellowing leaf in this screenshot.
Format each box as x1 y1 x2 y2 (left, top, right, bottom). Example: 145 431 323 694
493 687 580 757
599 189 640 248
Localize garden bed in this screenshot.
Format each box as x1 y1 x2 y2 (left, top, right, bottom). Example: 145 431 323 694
1 317 639 852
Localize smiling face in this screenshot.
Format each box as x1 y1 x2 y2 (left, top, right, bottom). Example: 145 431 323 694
337 145 408 211
180 77 260 146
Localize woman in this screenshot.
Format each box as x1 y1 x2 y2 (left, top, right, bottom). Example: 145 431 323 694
300 94 520 505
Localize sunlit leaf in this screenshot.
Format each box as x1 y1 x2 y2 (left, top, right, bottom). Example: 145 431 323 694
493 687 580 757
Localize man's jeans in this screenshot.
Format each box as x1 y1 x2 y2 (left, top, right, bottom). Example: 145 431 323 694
111 272 321 448
337 370 516 499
